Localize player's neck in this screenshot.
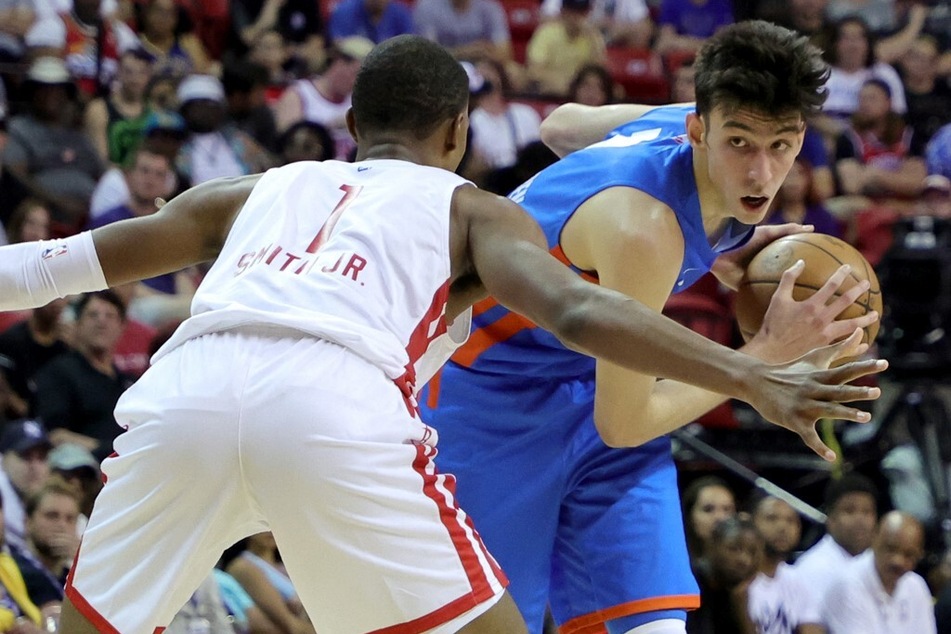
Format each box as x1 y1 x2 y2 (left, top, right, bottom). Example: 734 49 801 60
692 150 733 237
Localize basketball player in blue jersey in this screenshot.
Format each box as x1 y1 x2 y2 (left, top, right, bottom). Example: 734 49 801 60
420 21 881 634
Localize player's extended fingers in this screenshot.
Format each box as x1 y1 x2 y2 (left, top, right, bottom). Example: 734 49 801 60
796 424 837 462
774 259 805 299
810 264 852 306
821 357 889 388
823 280 871 320
823 312 877 343
804 328 864 367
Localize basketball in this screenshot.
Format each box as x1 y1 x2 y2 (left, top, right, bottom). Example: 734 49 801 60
735 233 883 344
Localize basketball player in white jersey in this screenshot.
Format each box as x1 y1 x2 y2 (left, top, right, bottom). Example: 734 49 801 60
0 36 883 634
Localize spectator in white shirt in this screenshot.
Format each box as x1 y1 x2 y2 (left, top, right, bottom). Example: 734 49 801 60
748 495 825 634
822 511 935 634
794 474 879 610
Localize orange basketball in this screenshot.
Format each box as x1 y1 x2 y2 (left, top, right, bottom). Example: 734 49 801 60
735 233 883 344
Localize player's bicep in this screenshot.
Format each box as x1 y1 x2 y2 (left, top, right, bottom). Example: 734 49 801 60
92 175 258 286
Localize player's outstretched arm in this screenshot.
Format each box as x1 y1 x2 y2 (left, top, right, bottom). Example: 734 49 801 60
540 102 690 157
0 175 259 311
458 186 884 451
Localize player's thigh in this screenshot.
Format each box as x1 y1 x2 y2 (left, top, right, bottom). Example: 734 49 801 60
239 342 509 634
67 335 264 631
551 436 698 625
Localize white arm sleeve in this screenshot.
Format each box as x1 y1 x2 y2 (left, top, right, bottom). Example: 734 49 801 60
0 232 109 311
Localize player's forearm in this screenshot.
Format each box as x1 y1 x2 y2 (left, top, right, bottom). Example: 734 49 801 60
540 103 656 157
0 235 108 311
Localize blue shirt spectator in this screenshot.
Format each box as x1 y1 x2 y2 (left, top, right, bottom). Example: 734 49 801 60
657 0 733 39
329 0 416 44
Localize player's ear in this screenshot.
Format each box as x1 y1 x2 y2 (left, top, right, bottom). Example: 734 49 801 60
686 112 705 148
346 108 358 142
444 111 468 153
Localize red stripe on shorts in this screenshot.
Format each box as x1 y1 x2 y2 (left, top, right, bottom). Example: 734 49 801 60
64 582 122 634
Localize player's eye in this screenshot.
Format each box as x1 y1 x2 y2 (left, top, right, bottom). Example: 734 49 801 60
773 140 792 151
729 137 747 148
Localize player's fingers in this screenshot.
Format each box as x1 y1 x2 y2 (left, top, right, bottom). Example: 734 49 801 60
810 381 881 403
823 314 876 342
821 357 889 386
796 423 836 462
810 264 852 305
823 279 871 318
774 259 805 298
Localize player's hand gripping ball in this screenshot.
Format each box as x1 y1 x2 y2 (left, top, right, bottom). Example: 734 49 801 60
735 233 883 344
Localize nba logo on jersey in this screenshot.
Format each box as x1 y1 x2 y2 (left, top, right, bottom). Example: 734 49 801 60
41 243 68 260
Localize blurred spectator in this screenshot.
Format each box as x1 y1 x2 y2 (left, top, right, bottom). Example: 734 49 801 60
230 0 325 73
1 56 104 233
15 478 81 606
247 29 296 102
226 532 316 634
277 120 335 165
670 58 696 102
0 488 44 631
88 144 174 234
223 59 280 154
33 291 134 462
794 473 879 624
176 74 273 185
89 115 186 219
653 0 733 56
686 516 761 634
755 0 830 48
0 0 35 67
826 0 897 34
748 495 823 634
526 0 606 97
798 126 836 202
213 567 277 634
0 297 69 415
918 173 951 217
764 159 843 238
165 573 234 634
0 420 52 551
540 0 652 49
483 139 558 196
469 58 541 170
899 35 951 157
682 475 737 561
3 198 51 245
48 442 101 521
83 47 155 164
329 0 416 44
822 511 935 634
834 78 926 203
567 63 615 106
25 0 140 101
273 37 373 160
136 0 212 78
819 17 907 127
927 122 951 180
414 0 513 65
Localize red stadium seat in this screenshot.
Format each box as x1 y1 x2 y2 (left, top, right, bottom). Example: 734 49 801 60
605 47 669 104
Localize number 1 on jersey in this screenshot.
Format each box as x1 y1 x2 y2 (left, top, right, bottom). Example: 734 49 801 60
306 184 362 253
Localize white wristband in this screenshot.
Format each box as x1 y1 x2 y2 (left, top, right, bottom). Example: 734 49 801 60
0 232 109 311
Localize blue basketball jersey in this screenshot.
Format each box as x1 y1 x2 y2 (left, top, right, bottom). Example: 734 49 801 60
455 105 753 379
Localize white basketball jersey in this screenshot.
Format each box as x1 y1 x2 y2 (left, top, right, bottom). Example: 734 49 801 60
154 160 472 392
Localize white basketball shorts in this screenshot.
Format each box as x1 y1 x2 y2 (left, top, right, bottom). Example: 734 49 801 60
65 326 507 633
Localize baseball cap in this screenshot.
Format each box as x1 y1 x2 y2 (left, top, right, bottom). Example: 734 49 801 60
143 110 188 138
923 174 951 196
0 419 52 456
176 74 226 105
334 36 375 62
49 443 100 476
24 56 73 86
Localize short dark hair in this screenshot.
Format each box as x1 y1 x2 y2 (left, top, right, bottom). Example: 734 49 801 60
824 473 879 513
75 290 126 322
694 20 829 120
278 120 336 162
351 35 468 140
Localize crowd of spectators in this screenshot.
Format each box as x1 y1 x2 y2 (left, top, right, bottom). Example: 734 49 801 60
0 0 948 630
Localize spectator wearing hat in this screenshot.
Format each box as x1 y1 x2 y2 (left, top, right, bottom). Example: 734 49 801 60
329 0 416 45
83 47 155 165
526 0 606 97
32 291 134 462
0 420 52 551
48 443 100 521
273 36 373 160
1 56 104 234
177 73 274 186
24 0 141 102
834 77 926 205
88 113 188 220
